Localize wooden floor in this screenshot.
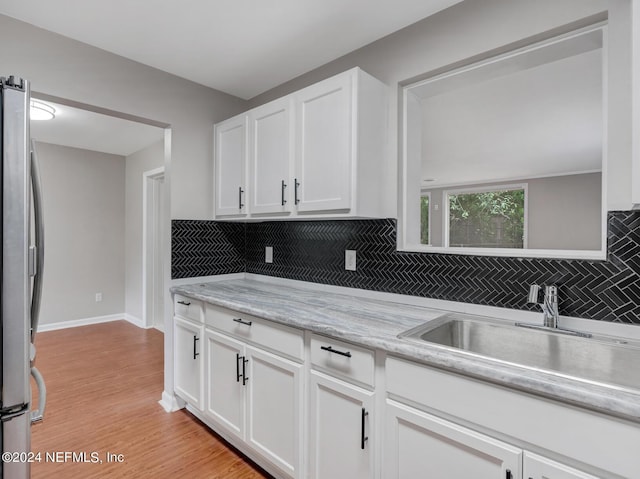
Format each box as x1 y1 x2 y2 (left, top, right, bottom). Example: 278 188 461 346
30 320 270 479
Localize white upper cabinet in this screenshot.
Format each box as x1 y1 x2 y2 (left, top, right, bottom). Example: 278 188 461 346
214 114 247 217
249 97 294 215
294 72 352 212
213 67 390 219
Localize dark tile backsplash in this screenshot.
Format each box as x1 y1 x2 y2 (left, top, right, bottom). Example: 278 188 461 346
172 211 640 325
172 220 245 278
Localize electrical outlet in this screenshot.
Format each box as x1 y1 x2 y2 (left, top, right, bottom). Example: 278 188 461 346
345 250 357 271
265 246 273 264
95 293 102 302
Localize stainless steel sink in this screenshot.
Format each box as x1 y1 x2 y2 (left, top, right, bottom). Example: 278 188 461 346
399 314 640 391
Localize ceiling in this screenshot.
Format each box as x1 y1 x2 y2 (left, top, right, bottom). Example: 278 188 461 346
417 41 603 188
0 0 462 99
30 99 164 156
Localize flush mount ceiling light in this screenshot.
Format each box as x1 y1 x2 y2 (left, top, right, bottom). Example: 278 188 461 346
30 100 56 121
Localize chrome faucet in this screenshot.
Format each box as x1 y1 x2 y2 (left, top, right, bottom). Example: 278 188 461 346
528 284 558 329
518 284 591 338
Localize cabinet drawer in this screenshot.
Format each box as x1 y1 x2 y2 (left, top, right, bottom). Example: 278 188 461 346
310 334 375 388
205 304 304 362
174 294 203 322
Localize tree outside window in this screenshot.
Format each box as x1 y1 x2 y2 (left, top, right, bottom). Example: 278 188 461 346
448 188 525 248
420 194 430 245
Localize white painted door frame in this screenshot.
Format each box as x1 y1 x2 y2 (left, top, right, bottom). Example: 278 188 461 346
142 166 165 329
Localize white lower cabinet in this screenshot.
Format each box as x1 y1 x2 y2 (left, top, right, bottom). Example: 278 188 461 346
309 370 374 479
205 329 244 437
385 399 522 479
205 328 303 478
173 316 204 409
523 452 600 479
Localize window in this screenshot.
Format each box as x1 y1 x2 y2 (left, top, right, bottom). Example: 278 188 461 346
446 186 526 248
420 193 430 245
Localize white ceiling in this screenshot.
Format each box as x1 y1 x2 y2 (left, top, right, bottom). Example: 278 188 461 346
0 0 462 99
418 47 603 187
30 99 164 156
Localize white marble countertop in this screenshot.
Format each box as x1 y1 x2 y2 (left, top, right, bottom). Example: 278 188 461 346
171 278 640 423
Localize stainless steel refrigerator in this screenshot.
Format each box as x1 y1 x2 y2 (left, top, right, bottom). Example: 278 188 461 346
1 76 46 479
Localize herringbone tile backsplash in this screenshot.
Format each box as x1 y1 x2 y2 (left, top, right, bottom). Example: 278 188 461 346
173 211 640 324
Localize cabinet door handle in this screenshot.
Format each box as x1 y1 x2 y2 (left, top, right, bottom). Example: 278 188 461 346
242 357 249 385
177 300 191 306
236 353 242 382
505 470 512 479
193 335 199 360
361 408 369 450
232 318 252 326
238 186 244 209
281 180 287 205
320 345 352 358
294 178 300 205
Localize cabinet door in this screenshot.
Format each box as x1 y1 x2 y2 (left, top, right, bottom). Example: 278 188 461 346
295 72 353 212
309 370 374 479
214 115 247 216
385 399 522 479
174 317 204 409
245 346 303 478
205 329 245 440
249 97 294 215
524 452 600 479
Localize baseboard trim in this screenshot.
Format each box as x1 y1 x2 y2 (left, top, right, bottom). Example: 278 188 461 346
124 313 149 328
159 391 184 413
38 313 148 332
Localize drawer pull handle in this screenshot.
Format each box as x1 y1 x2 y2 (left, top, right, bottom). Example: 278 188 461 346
236 353 242 383
361 408 369 450
242 357 249 386
281 180 287 206
232 318 252 326
506 470 512 479
238 186 244 209
320 345 352 358
193 335 199 360
177 300 191 306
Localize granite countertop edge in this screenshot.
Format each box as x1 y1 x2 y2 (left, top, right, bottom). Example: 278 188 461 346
171 279 640 423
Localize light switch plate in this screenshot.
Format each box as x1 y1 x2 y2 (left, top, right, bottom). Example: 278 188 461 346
265 246 273 263
345 250 357 271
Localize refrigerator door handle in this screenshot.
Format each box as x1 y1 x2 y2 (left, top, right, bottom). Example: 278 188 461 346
30 366 46 423
30 140 45 342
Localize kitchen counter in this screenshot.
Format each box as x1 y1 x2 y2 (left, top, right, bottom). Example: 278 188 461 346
171 278 640 423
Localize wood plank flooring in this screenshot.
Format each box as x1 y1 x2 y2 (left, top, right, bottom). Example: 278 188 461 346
30 320 270 479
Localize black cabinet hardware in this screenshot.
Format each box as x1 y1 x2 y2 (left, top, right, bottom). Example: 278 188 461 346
236 353 242 383
320 345 352 358
281 180 287 205
242 357 249 385
238 186 244 209
177 300 191 306
506 470 512 479
361 408 369 450
193 335 199 360
233 318 252 326
294 178 300 205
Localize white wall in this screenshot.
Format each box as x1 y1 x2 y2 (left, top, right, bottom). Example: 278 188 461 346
36 142 125 326
247 0 632 211
125 140 164 323
0 14 247 220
